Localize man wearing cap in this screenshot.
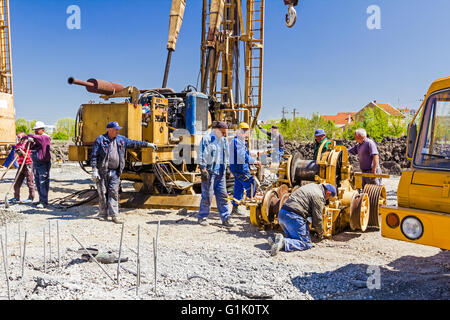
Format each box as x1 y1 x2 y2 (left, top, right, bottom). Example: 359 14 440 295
197 121 235 227
229 122 262 216
269 183 337 256
257 124 285 164
26 121 52 209
313 129 333 162
91 121 157 224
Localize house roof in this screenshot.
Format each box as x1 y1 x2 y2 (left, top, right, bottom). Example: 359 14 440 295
372 102 404 117
321 112 355 126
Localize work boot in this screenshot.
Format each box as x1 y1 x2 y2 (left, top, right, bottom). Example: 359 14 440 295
270 234 285 256
222 217 236 228
112 216 123 224
8 198 19 203
36 203 45 209
97 215 108 221
23 198 33 204
198 218 210 226
231 206 247 216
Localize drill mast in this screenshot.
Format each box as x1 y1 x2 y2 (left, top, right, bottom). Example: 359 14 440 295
0 0 12 94
200 0 264 128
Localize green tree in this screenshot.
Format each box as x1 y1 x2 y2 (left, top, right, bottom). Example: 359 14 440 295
52 131 69 141
15 118 30 134
55 118 76 138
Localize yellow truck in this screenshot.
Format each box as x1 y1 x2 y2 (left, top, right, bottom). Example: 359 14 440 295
380 77 450 250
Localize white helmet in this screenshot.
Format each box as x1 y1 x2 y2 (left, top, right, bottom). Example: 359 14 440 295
32 121 46 130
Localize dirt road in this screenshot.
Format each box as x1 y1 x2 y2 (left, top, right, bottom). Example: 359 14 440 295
0 163 447 300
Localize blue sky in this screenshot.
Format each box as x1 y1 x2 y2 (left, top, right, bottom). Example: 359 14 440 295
10 0 450 124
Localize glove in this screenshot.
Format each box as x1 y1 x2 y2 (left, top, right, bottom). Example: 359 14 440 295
92 168 100 183
201 169 210 182
146 142 158 151
27 137 34 143
15 148 25 157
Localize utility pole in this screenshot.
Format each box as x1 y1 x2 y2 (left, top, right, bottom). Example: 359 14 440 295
281 107 288 120
292 108 297 120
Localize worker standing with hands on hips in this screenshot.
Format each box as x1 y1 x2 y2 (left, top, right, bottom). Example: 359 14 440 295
91 121 157 224
27 121 52 209
197 121 235 228
257 124 285 164
229 122 262 216
269 183 337 256
313 129 333 162
348 128 382 188
10 132 35 204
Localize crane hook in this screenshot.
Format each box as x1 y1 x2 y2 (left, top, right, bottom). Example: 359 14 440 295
285 5 297 28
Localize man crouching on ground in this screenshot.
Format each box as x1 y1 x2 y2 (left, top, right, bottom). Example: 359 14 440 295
91 122 157 224
269 183 337 256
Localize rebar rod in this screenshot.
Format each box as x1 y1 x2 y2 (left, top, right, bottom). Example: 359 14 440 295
117 223 124 286
71 234 116 284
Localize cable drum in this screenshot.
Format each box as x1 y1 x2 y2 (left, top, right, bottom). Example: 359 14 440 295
364 184 387 228
290 152 318 186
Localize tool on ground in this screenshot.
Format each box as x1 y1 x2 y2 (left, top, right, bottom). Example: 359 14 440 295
71 235 117 284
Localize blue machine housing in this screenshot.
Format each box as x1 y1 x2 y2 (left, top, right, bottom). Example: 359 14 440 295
185 92 209 135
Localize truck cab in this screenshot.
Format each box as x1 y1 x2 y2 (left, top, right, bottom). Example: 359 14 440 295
380 77 450 250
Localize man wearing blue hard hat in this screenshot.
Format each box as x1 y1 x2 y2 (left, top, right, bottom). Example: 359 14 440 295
91 121 157 224
269 183 337 256
313 129 333 162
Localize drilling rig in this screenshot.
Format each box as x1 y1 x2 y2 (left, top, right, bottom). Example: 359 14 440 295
0 0 15 162
68 0 300 210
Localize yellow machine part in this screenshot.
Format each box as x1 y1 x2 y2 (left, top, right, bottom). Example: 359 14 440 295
142 97 169 146
397 169 450 214
380 205 450 250
80 103 143 144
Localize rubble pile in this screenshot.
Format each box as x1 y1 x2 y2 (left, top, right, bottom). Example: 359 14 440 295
284 136 410 176
50 141 71 163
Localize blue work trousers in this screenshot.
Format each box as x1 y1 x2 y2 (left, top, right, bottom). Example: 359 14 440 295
199 172 230 222
32 153 51 205
232 174 256 207
278 208 313 252
98 169 121 217
3 147 19 169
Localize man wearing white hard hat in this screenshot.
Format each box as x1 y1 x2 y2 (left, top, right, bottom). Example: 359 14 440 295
26 121 52 209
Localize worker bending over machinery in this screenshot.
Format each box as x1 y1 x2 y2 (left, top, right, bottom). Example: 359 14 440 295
313 129 333 161
198 121 235 228
257 124 285 165
91 122 157 224
269 183 337 256
229 122 262 216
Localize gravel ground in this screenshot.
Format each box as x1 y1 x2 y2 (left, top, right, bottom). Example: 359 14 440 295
0 164 447 300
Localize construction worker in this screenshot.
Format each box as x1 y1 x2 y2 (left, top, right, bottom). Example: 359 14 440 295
313 129 333 161
27 121 52 209
10 133 35 204
257 124 285 164
197 121 235 227
348 128 382 187
91 122 157 224
229 122 262 215
269 183 337 256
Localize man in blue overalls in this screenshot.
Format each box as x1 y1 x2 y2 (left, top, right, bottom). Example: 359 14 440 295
197 121 235 228
257 124 285 165
229 122 262 216
91 121 157 224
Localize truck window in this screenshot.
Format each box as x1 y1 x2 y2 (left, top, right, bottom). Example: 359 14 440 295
414 90 450 170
